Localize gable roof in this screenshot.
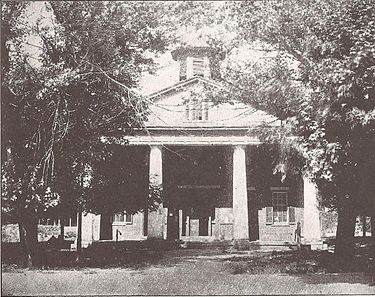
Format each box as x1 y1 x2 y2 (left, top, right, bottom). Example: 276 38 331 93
147 76 223 100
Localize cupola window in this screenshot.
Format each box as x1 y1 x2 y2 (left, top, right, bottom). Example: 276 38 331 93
192 58 205 77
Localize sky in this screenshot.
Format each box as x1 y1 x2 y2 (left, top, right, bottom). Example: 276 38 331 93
139 33 274 96
18 1 275 96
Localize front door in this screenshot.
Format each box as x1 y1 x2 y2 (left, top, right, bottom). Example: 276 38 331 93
187 207 213 236
199 217 209 236
167 208 179 239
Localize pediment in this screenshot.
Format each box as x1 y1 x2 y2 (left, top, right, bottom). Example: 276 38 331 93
147 76 221 101
145 77 280 129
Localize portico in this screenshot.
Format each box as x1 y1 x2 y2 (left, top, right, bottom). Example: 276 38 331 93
144 141 253 241
103 132 319 246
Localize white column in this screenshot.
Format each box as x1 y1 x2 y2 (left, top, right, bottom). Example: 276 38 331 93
179 209 183 239
208 216 212 236
232 145 249 240
303 176 321 242
81 213 101 247
148 146 164 239
163 207 168 240
186 215 190 236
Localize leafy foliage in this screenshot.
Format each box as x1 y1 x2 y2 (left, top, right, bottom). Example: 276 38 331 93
1 2 175 224
194 0 375 261
203 0 375 215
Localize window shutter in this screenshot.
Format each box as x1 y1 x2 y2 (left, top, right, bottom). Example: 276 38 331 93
185 104 190 120
179 59 187 81
289 207 296 224
204 102 209 120
266 207 273 225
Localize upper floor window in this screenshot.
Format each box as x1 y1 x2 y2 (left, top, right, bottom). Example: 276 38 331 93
113 212 133 224
192 58 205 77
185 99 209 121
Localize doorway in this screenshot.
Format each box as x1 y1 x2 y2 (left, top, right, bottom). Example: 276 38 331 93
185 206 214 237
167 208 179 239
199 217 209 236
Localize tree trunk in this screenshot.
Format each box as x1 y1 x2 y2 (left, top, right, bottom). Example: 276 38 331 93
18 213 38 267
60 217 65 241
100 213 112 240
371 216 375 259
76 206 82 259
334 198 356 269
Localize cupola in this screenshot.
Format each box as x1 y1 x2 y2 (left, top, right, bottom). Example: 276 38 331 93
171 47 217 81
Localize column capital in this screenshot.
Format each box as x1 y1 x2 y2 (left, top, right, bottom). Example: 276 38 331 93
232 145 247 152
302 171 315 181
149 145 163 151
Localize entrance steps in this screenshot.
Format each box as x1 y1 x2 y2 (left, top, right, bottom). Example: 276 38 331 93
182 240 232 249
182 240 299 251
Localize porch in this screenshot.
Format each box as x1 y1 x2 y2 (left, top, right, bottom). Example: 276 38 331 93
91 143 321 246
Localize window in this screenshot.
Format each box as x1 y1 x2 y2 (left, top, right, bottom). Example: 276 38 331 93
193 100 203 120
266 187 298 225
186 100 209 121
272 192 288 224
192 58 205 77
113 212 133 224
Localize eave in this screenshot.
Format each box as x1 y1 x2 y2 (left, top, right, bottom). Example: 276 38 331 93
146 76 223 100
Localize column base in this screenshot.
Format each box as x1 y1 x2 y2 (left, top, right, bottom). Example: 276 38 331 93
147 205 165 239
231 239 251 250
302 238 326 250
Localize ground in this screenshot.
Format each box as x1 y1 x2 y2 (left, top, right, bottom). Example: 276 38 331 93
2 248 374 296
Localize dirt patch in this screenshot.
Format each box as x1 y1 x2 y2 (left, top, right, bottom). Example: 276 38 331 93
221 248 374 276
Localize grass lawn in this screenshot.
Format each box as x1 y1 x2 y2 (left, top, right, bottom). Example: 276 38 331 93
2 245 375 295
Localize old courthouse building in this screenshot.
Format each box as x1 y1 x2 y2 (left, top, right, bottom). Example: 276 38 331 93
79 46 322 248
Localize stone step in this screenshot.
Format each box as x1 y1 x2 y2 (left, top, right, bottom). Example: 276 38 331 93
182 240 298 251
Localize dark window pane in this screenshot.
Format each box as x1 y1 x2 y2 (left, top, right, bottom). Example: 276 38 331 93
71 215 77 226
125 214 132 223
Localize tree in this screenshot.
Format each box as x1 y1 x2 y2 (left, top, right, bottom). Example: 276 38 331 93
1 1 172 266
198 0 374 265
1 1 61 267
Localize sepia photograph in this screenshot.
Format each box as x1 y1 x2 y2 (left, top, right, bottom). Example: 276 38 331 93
1 0 374 295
